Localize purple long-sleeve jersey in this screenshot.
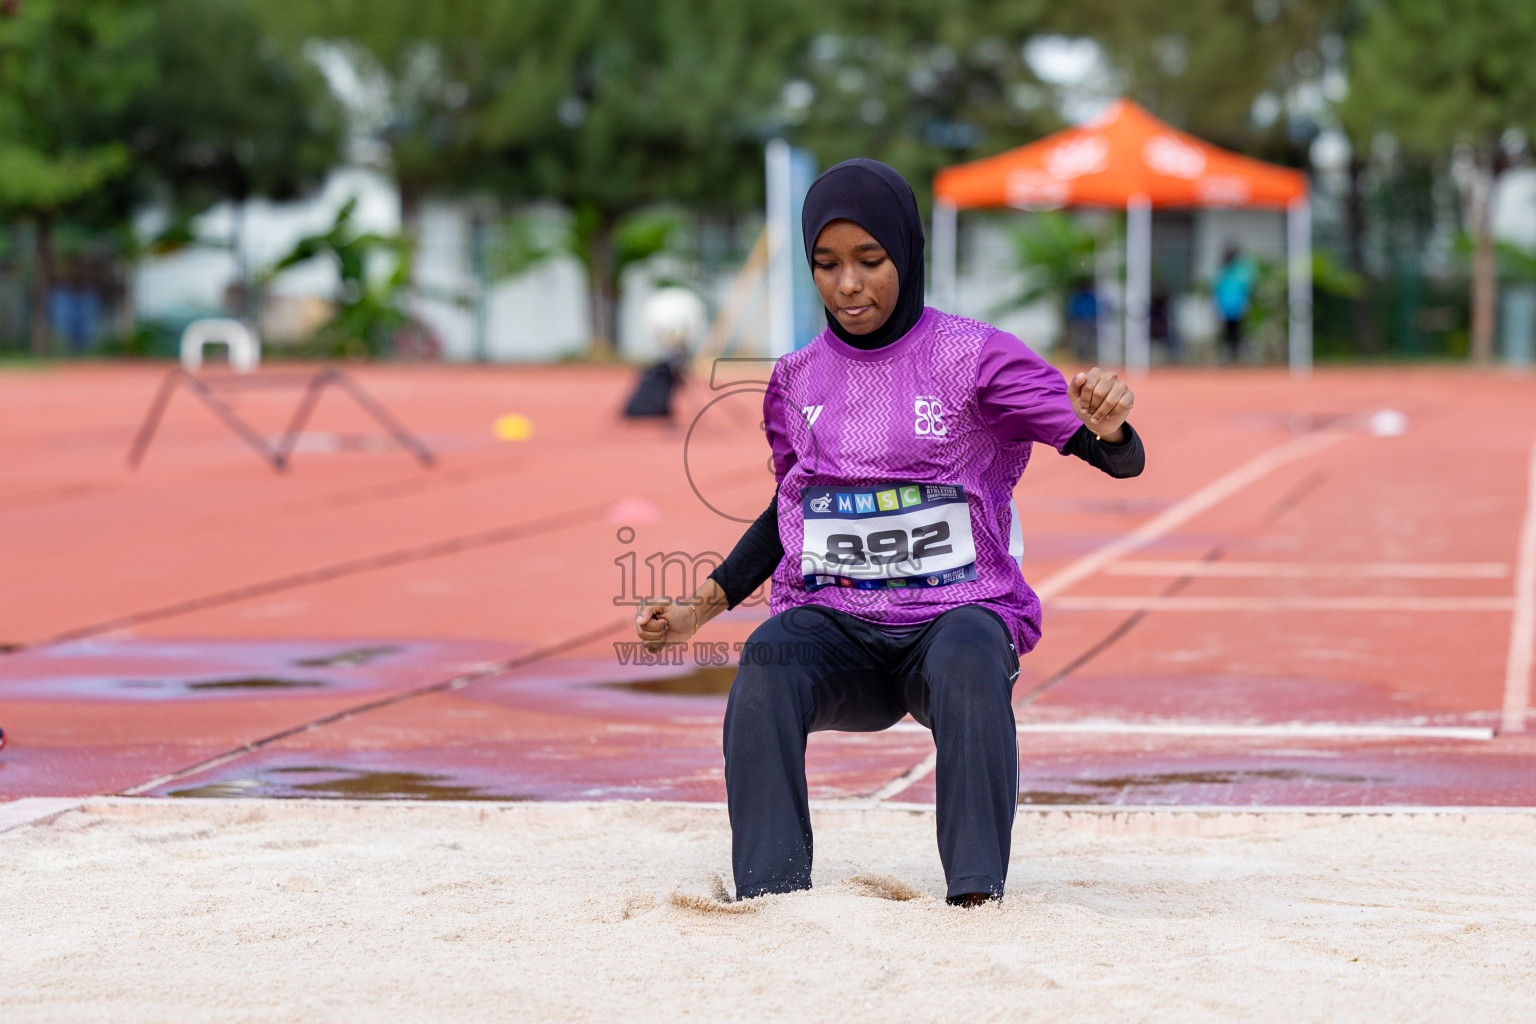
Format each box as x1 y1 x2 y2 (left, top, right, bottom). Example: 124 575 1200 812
763 307 1083 653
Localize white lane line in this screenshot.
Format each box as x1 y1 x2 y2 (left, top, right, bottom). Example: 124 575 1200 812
1105 560 1510 579
1503 436 1536 733
873 428 1350 804
1049 596 1515 613
869 750 938 802
885 721 1494 740
894 803 1536 816
0 797 86 833
1032 428 1348 600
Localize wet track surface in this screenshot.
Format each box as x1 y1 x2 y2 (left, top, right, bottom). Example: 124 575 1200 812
2 364 1534 808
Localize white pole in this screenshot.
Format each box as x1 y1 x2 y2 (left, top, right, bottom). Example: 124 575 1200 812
1288 197 1313 377
765 139 794 357
1095 225 1122 367
1125 194 1152 377
932 198 958 313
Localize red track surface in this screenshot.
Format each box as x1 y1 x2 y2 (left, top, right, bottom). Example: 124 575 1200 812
2 361 1533 806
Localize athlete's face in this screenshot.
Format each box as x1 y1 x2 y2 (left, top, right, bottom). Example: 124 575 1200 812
811 220 899 335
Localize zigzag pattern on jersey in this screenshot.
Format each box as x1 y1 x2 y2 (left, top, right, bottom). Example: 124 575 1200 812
906 313 1031 617
921 311 985 483
930 312 1038 530
833 359 896 481
773 346 815 470
768 345 814 578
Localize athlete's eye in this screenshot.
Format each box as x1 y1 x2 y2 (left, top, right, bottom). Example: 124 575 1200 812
814 261 836 271
862 258 886 268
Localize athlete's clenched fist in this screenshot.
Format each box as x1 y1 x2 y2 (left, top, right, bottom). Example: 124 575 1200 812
1068 367 1133 443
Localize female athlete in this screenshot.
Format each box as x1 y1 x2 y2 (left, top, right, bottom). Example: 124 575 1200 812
636 158 1144 906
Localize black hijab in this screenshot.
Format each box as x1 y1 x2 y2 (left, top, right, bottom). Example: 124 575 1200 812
800 158 926 350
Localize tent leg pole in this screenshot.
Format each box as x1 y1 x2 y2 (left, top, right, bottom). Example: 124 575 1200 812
1095 224 1121 367
933 200 958 313
1125 195 1152 377
1288 198 1312 377
765 139 794 358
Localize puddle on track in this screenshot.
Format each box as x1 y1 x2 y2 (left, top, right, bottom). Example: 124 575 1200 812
293 645 402 668
107 676 330 693
108 676 329 693
602 665 737 696
1019 791 1106 805
171 766 531 801
183 677 328 691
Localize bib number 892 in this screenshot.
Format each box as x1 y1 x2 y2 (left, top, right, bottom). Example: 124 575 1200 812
825 522 952 567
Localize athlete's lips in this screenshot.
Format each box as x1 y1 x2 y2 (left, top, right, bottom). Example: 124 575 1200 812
837 305 873 317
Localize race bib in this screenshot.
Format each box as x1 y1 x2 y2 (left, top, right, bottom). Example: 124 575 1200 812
799 482 977 591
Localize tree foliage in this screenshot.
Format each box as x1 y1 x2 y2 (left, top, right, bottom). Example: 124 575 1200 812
0 0 149 216
0 0 344 351
127 0 344 214
266 196 412 357
0 0 152 351
1346 0 1536 160
1053 0 1336 164
1346 0 1536 363
291 0 816 354
780 0 1059 205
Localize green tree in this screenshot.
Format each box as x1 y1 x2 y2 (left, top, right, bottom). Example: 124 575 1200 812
0 0 152 353
1052 0 1336 164
127 0 345 319
266 196 411 357
1347 0 1536 364
472 0 816 356
291 0 818 356
781 0 1059 206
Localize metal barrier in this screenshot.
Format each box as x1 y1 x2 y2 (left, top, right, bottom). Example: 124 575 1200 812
127 365 435 472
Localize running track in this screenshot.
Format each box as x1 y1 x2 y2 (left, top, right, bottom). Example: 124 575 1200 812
2 362 1533 809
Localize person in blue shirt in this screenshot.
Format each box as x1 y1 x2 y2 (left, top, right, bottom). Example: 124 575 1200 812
1214 246 1255 362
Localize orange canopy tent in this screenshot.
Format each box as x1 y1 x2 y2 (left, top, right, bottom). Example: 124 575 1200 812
930 100 1313 374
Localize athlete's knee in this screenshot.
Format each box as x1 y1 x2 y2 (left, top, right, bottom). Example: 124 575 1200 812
929 608 1010 669
723 665 811 772
726 660 796 716
725 638 809 726
924 608 1015 704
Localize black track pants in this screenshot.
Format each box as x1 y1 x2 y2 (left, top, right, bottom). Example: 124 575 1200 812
722 603 1020 902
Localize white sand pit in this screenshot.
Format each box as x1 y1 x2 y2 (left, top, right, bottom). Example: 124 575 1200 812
4 799 1535 1022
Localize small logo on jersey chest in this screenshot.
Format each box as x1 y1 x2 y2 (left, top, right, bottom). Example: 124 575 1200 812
913 396 946 437
801 405 823 427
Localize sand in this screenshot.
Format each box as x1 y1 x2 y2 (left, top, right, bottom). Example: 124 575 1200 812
3 800 1535 1023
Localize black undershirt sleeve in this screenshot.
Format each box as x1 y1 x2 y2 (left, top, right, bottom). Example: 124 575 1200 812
1061 421 1145 478
706 423 1144 609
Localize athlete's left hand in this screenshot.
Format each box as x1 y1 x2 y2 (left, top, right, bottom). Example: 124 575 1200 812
1068 367 1133 443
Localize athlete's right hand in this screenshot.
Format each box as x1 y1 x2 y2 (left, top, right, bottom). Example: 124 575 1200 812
636 598 698 653
1068 366 1133 443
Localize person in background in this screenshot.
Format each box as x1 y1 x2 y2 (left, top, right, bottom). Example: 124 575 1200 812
1065 278 1098 363
1214 246 1255 362
622 287 706 421
621 346 687 420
